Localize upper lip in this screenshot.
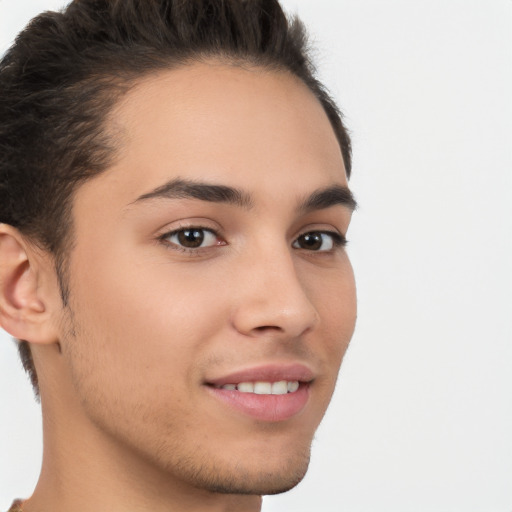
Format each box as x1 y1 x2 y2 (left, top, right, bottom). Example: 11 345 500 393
205 363 315 386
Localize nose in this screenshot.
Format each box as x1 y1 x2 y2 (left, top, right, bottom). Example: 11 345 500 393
230 245 319 339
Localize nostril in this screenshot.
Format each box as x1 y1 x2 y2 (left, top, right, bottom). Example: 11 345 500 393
253 325 284 333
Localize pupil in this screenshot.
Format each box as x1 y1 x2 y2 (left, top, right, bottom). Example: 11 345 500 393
300 232 322 250
178 229 204 248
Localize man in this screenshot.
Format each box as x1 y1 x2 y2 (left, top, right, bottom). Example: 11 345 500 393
0 1 357 511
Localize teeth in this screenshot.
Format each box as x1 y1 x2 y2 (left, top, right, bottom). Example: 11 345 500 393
271 381 288 395
287 381 299 393
220 380 300 395
238 382 254 393
254 382 272 394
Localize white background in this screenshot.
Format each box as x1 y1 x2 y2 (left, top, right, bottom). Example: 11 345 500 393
1 1 511 511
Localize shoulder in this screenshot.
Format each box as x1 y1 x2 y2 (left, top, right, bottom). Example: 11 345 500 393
6 500 24 512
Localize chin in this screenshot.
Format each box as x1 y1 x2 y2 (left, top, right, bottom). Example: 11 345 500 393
182 445 312 496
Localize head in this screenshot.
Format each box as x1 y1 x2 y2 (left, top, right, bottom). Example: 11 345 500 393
0 0 355 500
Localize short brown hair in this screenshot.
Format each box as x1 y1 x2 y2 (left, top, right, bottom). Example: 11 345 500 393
0 0 352 395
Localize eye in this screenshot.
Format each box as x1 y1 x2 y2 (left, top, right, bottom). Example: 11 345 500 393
292 231 345 251
163 228 221 249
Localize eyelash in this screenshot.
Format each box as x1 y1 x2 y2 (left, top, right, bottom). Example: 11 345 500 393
159 227 347 253
293 231 347 251
159 226 224 254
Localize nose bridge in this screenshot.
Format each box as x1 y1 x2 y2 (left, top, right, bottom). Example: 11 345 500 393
231 237 319 337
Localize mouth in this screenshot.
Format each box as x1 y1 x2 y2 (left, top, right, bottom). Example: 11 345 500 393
212 380 300 395
204 364 313 422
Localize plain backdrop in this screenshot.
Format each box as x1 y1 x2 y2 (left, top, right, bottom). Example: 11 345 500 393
1 1 511 511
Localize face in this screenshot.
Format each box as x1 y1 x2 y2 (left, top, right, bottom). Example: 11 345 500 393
56 62 356 496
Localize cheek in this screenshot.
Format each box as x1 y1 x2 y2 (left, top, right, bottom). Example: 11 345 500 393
60 261 224 444
64 249 225 395
307 257 357 366
309 254 356 323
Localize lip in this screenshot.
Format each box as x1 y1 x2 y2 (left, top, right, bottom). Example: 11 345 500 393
205 363 315 387
204 363 314 422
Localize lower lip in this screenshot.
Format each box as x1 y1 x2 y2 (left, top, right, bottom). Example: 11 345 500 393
206 384 310 422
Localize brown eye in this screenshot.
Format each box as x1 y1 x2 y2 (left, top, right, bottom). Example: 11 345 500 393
165 228 219 249
177 229 204 248
293 231 342 251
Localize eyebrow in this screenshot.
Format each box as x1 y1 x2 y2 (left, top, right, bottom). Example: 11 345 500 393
133 178 253 209
298 185 358 213
132 178 357 212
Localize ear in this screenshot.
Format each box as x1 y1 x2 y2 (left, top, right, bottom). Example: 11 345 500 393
0 224 60 345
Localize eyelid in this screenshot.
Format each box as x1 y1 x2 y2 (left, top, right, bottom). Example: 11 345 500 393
156 222 347 255
158 225 226 253
292 229 347 251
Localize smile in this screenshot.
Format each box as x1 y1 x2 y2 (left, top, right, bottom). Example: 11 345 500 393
205 364 314 422
216 381 300 395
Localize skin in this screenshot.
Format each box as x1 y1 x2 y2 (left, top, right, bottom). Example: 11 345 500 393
0 62 356 512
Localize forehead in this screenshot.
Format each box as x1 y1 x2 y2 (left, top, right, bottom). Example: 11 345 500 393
80 61 348 210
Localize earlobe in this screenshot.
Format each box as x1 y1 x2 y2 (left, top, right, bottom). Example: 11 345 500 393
0 224 59 344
